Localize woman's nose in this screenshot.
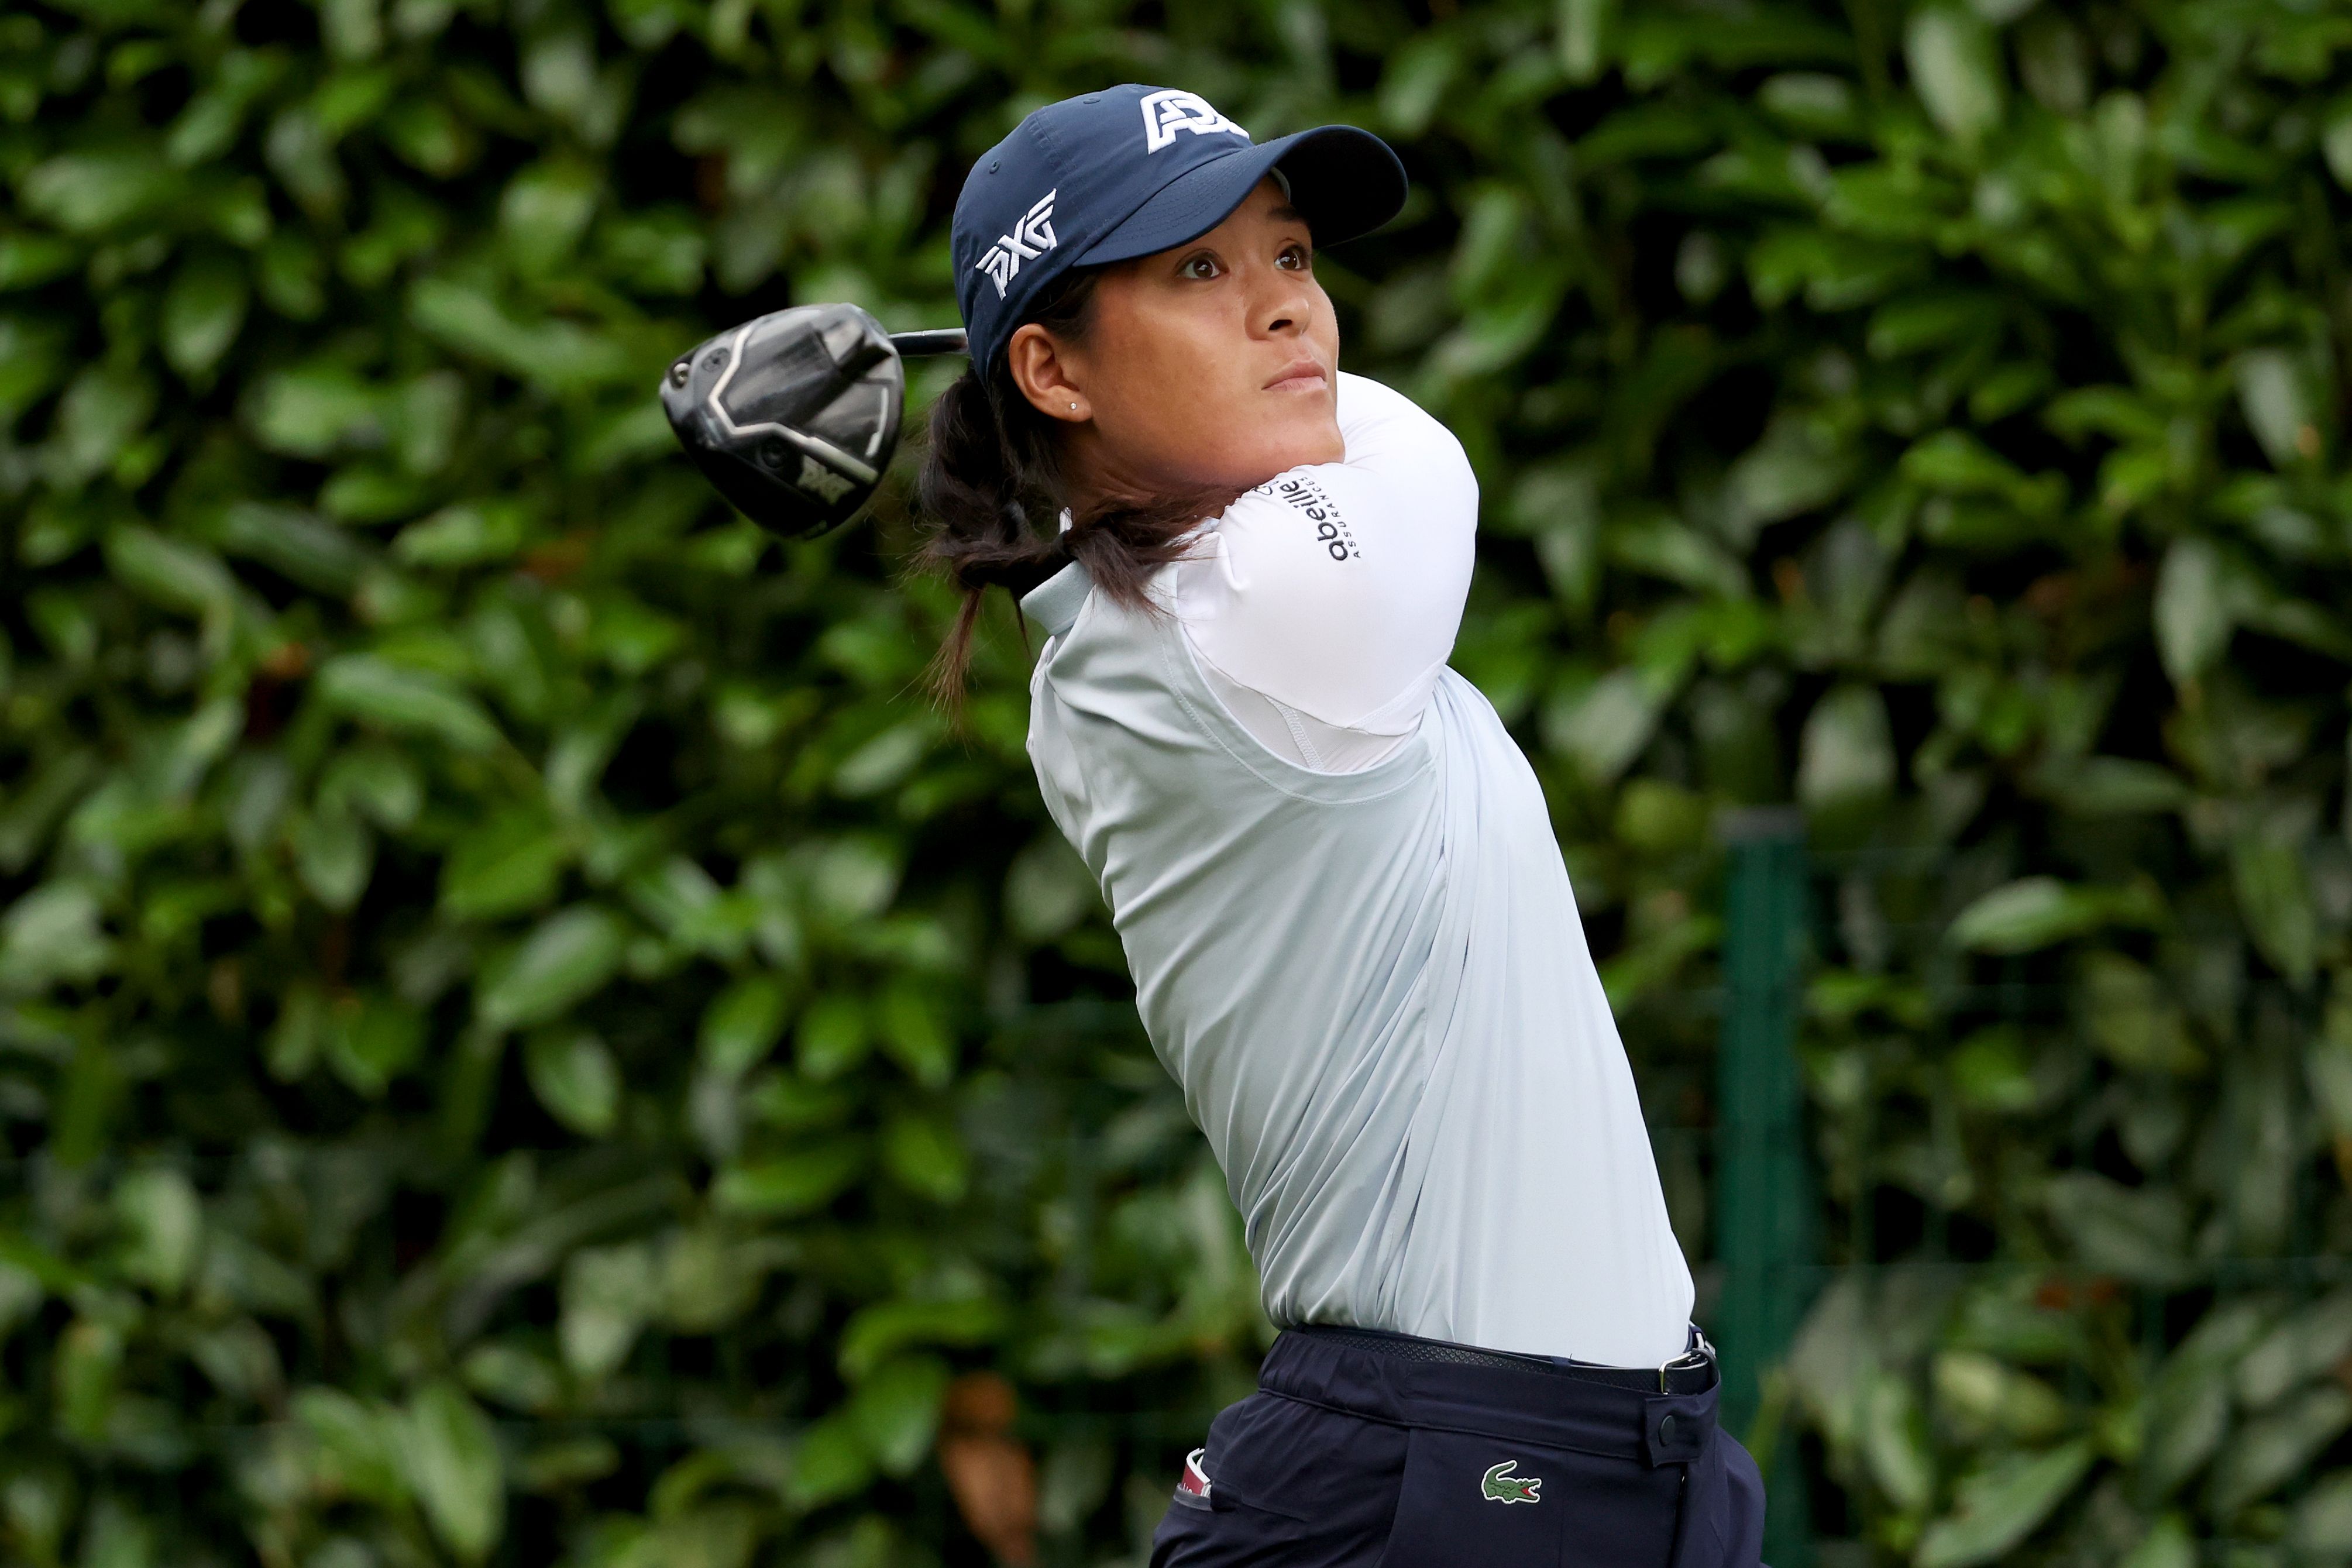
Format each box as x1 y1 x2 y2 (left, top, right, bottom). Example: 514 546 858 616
1254 273 1313 337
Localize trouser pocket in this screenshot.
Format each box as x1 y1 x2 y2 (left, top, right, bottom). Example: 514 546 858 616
1676 1427 1765 1568
1153 1392 1408 1568
1374 1426 1685 1568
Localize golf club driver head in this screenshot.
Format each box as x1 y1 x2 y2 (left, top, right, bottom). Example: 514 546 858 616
659 303 966 539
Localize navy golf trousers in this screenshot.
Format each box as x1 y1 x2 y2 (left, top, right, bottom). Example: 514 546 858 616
1151 1324 1766 1568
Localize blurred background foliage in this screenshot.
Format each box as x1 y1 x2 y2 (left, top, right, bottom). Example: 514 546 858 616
4 0 2352 1564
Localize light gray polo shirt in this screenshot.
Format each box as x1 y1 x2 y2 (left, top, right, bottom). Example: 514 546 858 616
1020 473 1694 1363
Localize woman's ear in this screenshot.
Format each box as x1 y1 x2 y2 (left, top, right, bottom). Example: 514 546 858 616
1005 324 1089 424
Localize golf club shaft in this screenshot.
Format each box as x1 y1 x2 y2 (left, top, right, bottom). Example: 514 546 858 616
889 328 968 357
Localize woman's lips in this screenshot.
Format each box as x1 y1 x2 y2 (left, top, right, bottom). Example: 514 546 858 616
1264 361 1329 393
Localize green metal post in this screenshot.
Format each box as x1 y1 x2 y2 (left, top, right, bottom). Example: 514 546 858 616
1715 809 1814 1568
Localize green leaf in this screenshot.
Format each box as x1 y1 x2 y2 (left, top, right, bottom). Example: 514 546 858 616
1931 1350 2069 1442
1914 1440 2095 1568
796 993 871 1080
2080 954 2200 1074
499 157 601 276
2236 1290 2352 1409
460 1342 563 1415
2043 1172 2186 1282
104 525 236 620
881 1112 968 1203
698 975 789 1078
0 232 80 290
524 1028 620 1136
1949 878 2117 954
1866 291 2001 359
804 837 902 924
1557 0 1617 81
1861 1369 1933 1511
2145 1299 2278 1493
320 743 422 829
297 1387 408 1505
408 276 632 393
0 882 113 994
209 503 372 595
314 654 503 752
319 0 383 61
1905 6 2006 149
2231 830 2317 985
2153 538 2232 685
1003 833 1099 943
785 1413 874 1511
293 804 374 911
1728 414 1855 529
2209 1385 2351 1515
75 1497 151 1568
404 1382 505 1562
54 366 159 484
441 808 570 920
0 316 69 424
477 907 626 1031
560 1243 658 1380
160 251 249 379
19 149 177 233
2310 982 2352 1145
710 1140 863 1217
2294 1474 2352 1559
325 992 424 1095
836 1297 1008 1381
877 984 955 1087
1542 668 1672 785
383 96 479 177
112 1167 202 1297
847 1356 951 1475
659 1225 769 1333
2234 348 2323 469
245 362 385 458
1797 685 1895 808
394 503 529 572
2041 757 2189 817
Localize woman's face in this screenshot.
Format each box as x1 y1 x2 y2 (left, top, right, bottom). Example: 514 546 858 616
1006 177 1343 501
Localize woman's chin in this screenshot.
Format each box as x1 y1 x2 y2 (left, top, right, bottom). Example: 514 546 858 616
1126 417 1345 496
1227 418 1346 482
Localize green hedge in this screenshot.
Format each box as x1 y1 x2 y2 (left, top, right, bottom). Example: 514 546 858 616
3 0 2351 1564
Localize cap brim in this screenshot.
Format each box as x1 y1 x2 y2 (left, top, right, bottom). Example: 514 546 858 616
1075 124 1407 269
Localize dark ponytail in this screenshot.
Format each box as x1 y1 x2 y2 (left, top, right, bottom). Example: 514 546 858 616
917 267 1234 699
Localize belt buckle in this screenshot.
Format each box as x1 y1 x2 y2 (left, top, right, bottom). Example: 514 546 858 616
1659 1328 1717 1392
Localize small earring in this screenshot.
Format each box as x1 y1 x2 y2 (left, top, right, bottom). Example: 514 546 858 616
1068 402 1078 412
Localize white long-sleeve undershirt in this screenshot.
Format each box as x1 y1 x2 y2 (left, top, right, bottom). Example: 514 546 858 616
1171 373 1479 772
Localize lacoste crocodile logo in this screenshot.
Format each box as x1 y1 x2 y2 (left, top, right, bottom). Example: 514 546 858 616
1481 1460 1542 1504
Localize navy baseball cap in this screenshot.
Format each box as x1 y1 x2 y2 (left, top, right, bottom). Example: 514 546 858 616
950 85 1408 374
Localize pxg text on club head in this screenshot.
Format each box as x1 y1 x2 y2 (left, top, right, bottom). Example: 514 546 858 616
659 302 968 540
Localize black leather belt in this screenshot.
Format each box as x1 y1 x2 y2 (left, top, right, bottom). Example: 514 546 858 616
1292 1323 1720 1396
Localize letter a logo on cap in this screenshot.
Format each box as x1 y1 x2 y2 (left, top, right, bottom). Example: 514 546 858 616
1139 90 1249 153
974 189 1058 299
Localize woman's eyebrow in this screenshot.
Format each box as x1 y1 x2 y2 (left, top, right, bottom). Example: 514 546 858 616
1268 203 1306 225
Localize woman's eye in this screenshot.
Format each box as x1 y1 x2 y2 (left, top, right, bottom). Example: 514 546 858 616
1277 245 1311 271
1180 255 1222 280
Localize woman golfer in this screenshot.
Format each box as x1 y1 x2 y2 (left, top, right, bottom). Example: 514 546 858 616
923 85 1767 1567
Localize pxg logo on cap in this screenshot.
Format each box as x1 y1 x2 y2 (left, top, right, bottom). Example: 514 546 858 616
974 191 1060 301
949 84 1409 376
